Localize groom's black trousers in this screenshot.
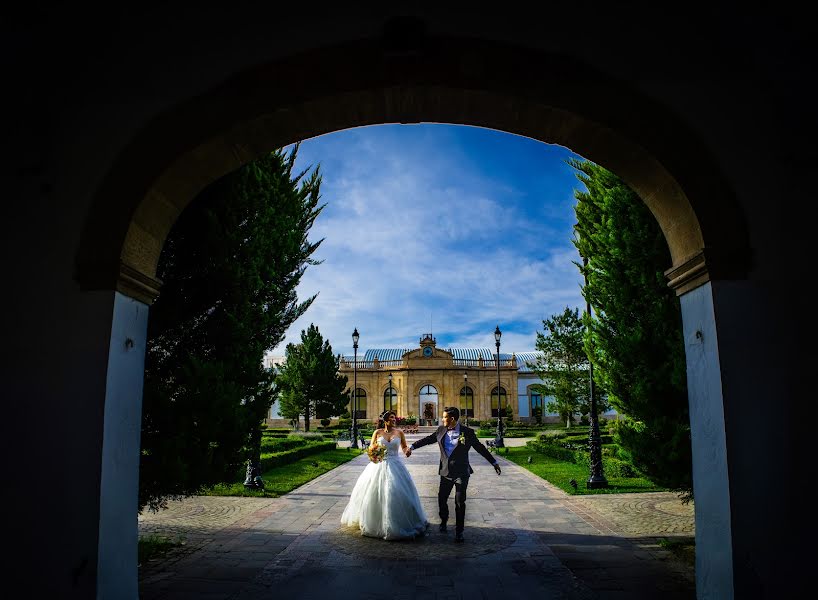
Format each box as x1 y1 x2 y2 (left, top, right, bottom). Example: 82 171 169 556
438 475 469 533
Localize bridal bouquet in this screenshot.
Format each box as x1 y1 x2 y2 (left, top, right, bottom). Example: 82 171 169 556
367 444 387 463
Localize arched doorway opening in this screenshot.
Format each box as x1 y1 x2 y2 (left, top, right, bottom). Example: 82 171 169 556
490 386 509 419
419 384 439 426
383 383 397 414
353 388 367 421
459 385 474 427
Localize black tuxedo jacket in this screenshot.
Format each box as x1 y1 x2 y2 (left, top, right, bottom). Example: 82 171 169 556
411 424 496 479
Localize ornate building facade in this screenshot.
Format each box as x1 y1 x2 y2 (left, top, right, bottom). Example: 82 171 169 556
339 333 525 425
265 334 613 426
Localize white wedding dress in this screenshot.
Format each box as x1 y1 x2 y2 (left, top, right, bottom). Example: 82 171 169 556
340 434 428 540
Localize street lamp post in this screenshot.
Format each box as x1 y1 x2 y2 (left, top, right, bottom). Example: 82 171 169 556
494 325 505 448
584 257 608 488
243 414 264 490
463 371 468 428
351 328 359 449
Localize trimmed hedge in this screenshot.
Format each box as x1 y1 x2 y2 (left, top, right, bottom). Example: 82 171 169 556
525 439 641 478
261 437 323 452
258 441 337 472
526 439 578 462
579 454 639 478
262 430 297 439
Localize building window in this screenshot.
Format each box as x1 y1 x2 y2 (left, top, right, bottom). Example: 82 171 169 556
383 386 397 412
491 386 507 418
352 388 367 420
530 389 543 422
460 386 474 417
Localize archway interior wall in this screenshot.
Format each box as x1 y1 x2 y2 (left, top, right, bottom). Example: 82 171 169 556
75 40 754 300
119 89 705 293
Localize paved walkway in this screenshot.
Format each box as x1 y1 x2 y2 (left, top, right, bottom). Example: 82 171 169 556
139 435 695 599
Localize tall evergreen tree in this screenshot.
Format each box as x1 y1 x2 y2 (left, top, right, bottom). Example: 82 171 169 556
530 307 609 427
140 144 324 513
275 324 350 431
571 158 692 499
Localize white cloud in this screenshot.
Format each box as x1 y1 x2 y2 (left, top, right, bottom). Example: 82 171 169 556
273 125 586 357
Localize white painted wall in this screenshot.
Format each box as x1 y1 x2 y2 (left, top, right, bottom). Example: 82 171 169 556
97 293 150 600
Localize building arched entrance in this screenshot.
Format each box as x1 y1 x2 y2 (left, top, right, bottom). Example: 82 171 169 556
419 384 439 426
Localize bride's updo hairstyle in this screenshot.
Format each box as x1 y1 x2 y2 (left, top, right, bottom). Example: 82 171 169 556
378 410 397 429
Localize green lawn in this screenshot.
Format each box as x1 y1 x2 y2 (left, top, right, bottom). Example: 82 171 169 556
202 447 364 497
501 446 666 495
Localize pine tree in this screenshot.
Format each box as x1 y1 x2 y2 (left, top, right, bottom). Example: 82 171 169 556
571 158 692 499
140 144 324 512
531 307 609 427
275 324 350 431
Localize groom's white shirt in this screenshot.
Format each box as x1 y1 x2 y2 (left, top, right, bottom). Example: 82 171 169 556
443 423 460 457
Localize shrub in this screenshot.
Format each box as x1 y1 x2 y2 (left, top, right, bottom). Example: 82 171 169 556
576 453 640 478
289 431 325 440
258 440 336 472
526 439 578 462
261 437 309 452
527 439 641 477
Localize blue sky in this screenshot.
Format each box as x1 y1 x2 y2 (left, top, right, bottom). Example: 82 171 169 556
274 124 588 358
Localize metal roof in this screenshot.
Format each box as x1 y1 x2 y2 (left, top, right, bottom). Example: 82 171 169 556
363 348 413 361
448 348 495 360
515 351 545 373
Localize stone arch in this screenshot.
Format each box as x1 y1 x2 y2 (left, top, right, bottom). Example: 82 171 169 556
75 37 750 302
412 381 437 398
69 35 755 600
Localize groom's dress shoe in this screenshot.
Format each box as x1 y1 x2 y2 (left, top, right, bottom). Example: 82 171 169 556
439 522 448 533
454 532 464 543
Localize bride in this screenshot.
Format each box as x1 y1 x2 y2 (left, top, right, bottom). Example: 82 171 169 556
340 410 428 540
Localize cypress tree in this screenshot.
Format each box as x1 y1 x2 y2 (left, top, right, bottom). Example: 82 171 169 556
572 158 692 499
140 145 324 512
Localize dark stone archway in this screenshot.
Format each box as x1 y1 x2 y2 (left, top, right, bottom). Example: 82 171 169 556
75 38 750 303
7 9 812 598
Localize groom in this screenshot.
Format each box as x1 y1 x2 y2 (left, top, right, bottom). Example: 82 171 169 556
405 406 501 542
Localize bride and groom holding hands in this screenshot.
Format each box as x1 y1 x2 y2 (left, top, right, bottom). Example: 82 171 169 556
341 406 501 543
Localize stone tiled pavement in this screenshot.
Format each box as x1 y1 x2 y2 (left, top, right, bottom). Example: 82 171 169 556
139 435 695 599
